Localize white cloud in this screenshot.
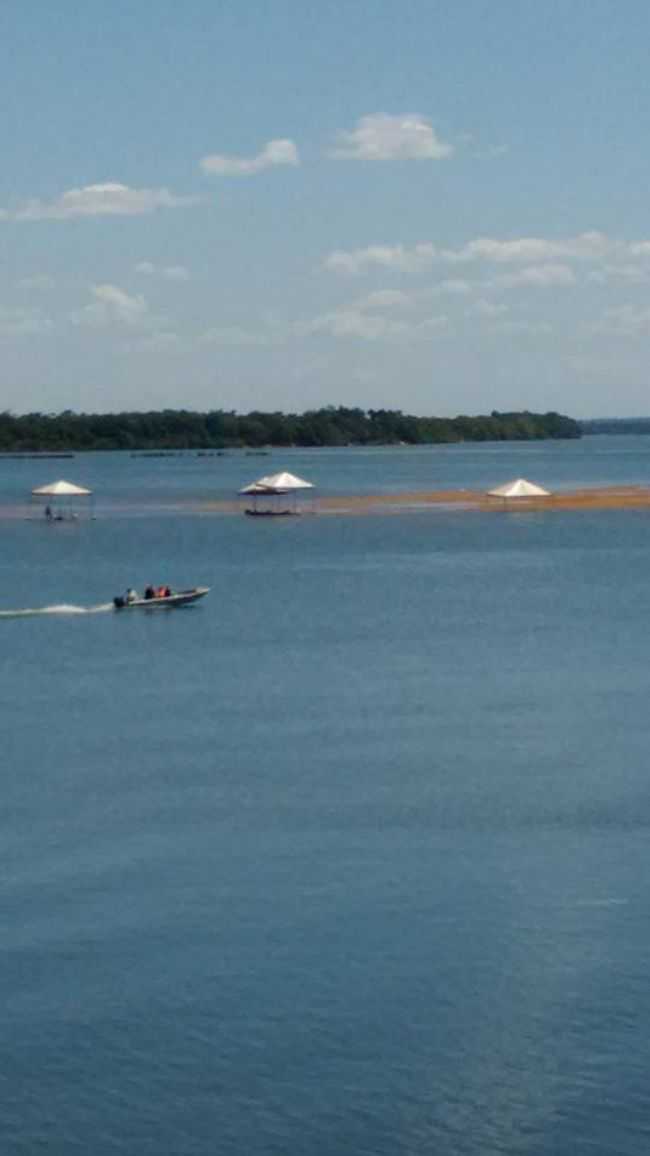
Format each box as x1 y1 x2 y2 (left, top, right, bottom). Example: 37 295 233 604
200 138 299 176
125 331 187 353
0 306 54 338
353 289 414 311
412 315 450 336
587 263 650 285
486 319 552 335
201 292 443 346
306 308 408 340
471 299 509 317
304 306 448 341
324 234 621 277
594 304 650 336
72 283 149 327
330 114 453 161
324 243 437 275
477 143 509 159
201 325 273 346
493 263 576 288
5 182 196 221
324 231 639 278
433 278 472 295
18 273 55 290
161 265 189 281
443 231 611 264
135 261 190 281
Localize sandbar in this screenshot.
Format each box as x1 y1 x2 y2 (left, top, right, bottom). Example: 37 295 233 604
12 485 650 520
200 485 650 516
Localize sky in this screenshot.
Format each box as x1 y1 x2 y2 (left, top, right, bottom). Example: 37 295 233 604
1 0 650 417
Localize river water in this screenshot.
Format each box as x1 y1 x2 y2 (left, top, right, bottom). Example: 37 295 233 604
3 437 650 1154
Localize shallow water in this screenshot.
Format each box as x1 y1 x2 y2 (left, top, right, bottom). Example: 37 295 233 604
6 432 650 514
4 440 650 1154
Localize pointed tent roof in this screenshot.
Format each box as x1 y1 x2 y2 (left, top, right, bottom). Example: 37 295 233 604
487 477 550 498
31 479 93 496
240 471 313 495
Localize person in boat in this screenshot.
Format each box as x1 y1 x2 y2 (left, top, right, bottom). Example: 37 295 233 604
144 585 155 600
125 588 139 603
157 585 172 598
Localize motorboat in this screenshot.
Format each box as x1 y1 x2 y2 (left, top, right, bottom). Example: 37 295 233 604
113 587 209 609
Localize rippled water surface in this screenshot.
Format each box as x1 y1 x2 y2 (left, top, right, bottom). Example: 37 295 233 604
4 439 650 1154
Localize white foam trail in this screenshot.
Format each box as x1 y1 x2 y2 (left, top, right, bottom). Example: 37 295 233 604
0 602 114 618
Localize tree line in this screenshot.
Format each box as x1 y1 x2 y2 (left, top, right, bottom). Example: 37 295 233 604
0 407 581 452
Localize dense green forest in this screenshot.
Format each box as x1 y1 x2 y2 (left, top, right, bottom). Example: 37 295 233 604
0 407 580 452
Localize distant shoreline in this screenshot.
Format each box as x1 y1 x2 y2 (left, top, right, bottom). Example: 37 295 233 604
0 407 580 453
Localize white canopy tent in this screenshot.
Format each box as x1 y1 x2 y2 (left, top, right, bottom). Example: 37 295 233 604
32 479 92 497
487 477 551 499
31 478 94 520
240 471 313 515
240 471 313 494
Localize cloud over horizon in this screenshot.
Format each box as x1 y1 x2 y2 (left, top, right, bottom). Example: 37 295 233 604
0 306 54 338
443 232 613 264
491 263 577 289
3 183 197 221
329 114 453 161
200 138 299 176
18 274 55 291
324 232 650 277
325 244 438 275
72 284 150 327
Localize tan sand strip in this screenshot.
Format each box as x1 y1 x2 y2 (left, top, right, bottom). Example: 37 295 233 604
316 486 650 514
191 485 650 516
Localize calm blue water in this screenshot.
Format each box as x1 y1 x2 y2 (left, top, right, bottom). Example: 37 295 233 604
5 432 650 512
4 438 650 1154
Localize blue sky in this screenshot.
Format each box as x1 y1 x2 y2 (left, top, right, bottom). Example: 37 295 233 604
1 0 650 416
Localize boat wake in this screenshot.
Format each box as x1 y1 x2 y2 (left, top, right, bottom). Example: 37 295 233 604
0 602 114 618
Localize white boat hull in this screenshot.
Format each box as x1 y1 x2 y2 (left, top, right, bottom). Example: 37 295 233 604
113 587 209 609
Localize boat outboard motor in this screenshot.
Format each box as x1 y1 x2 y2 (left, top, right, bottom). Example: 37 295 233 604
113 595 126 608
